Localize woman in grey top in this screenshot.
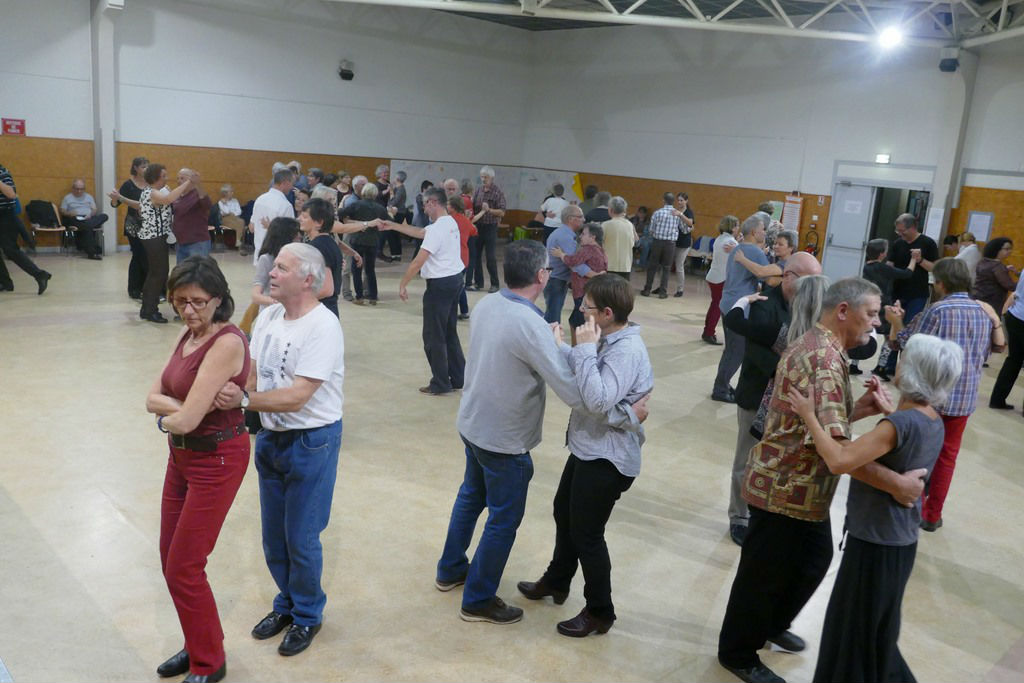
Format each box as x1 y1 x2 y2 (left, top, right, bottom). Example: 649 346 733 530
788 334 963 683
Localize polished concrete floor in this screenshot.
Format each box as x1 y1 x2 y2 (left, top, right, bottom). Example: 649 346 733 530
1 247 1022 683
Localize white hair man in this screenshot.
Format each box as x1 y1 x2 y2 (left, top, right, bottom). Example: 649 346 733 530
470 166 506 293
250 167 296 265
214 242 345 658
602 196 634 281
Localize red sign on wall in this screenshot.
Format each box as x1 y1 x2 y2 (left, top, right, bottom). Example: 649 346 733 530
2 119 26 136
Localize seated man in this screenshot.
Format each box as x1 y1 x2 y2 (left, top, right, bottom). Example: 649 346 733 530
59 178 107 259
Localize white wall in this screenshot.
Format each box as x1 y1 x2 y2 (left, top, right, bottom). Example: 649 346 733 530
0 0 93 139
522 25 952 195
113 0 531 165
961 40 1024 176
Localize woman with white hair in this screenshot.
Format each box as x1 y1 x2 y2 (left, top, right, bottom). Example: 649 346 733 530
788 333 964 683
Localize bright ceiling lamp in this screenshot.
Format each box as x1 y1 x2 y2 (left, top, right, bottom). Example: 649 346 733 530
878 26 904 48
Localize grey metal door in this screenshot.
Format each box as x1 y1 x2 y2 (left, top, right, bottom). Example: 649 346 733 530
822 183 875 283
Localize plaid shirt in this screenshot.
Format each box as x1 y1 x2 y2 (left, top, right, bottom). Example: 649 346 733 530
648 205 681 241
896 292 991 417
472 183 506 227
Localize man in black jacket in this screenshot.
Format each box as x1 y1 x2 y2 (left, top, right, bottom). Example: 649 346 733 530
723 252 821 546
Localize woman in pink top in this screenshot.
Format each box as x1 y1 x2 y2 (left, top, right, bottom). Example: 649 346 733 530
146 256 250 683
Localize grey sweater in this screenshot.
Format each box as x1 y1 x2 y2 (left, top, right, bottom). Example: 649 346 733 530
457 291 639 454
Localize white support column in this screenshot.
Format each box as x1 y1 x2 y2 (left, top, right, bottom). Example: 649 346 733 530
929 49 979 237
91 0 119 254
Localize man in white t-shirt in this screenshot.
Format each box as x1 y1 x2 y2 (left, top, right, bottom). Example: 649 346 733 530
214 242 344 658
382 187 466 395
250 168 296 264
540 183 570 243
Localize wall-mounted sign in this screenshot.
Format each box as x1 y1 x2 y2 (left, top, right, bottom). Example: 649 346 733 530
2 119 26 135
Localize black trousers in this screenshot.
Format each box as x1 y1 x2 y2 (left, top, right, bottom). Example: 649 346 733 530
992 311 1024 406
643 239 674 292
813 537 917 683
718 506 833 669
0 209 43 286
377 228 402 259
140 236 169 316
66 214 107 256
474 224 499 289
127 231 148 296
422 273 466 393
543 454 634 621
352 244 378 300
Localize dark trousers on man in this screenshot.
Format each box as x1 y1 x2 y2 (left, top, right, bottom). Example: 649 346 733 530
0 209 45 287
141 236 170 317
713 327 746 398
718 506 833 670
542 454 634 621
643 238 674 293
991 310 1024 406
378 228 402 260
352 244 378 301
66 214 107 256
474 224 499 289
127 231 148 297
422 272 466 393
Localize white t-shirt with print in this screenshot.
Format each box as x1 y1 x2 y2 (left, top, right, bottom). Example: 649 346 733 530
540 196 569 228
420 214 464 280
251 303 345 431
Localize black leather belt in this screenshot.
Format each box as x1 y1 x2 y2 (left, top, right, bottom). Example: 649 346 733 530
169 424 247 452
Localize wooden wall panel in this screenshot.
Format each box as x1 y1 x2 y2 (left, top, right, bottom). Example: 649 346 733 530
576 172 832 254
947 186 1024 271
114 142 388 245
0 136 95 248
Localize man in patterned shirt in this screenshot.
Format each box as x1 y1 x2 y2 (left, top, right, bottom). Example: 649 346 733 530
471 166 507 293
887 257 1000 532
717 278 929 683
641 192 683 298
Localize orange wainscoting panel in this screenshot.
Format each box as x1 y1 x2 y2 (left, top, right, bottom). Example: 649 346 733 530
113 142 388 245
948 186 1024 271
0 136 95 249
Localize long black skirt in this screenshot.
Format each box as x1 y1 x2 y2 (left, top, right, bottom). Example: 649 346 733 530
813 536 918 683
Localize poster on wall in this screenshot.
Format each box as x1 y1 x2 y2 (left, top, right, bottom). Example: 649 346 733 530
782 195 803 231
966 211 993 242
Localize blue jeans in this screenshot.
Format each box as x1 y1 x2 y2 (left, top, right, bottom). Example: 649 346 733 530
176 238 212 264
254 420 342 626
543 276 570 324
437 436 534 609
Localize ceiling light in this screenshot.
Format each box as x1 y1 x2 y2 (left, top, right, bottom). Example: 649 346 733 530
878 26 903 48
875 153 891 164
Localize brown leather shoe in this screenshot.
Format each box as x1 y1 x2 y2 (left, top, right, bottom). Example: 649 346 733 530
516 578 568 604
556 608 613 637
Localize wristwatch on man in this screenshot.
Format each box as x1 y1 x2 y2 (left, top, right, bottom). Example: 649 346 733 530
240 390 250 409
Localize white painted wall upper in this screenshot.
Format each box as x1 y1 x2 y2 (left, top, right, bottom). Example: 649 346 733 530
113 0 531 165
0 0 93 140
961 40 1024 175
523 25 951 195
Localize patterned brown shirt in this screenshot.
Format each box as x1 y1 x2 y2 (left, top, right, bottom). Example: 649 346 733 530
742 323 852 522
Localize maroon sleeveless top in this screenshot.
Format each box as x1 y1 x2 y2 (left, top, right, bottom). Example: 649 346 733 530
160 324 250 436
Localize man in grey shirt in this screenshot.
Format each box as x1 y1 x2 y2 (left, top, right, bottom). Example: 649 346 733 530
435 240 649 625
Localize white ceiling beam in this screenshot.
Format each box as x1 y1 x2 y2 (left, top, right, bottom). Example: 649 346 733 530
853 0 879 29
595 0 620 14
622 0 650 14
711 0 746 22
961 18 1024 39
958 0 1000 28
753 0 784 21
679 0 708 21
317 0 950 45
840 0 872 27
799 0 844 28
769 0 795 27
903 0 943 23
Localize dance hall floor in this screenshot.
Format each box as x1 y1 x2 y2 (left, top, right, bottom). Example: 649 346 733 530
1 247 1021 683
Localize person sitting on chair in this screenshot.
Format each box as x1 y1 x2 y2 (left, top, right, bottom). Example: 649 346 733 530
60 178 107 260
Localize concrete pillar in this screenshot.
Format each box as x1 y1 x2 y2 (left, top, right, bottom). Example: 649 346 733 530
928 48 979 240
91 0 119 254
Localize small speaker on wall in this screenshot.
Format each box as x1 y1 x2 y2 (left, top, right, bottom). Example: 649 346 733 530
339 60 354 81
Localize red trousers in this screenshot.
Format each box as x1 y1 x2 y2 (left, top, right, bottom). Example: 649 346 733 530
922 414 968 524
160 433 250 675
704 281 725 338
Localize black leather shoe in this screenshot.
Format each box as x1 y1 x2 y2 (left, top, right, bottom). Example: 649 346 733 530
36 271 51 295
719 660 785 683
729 523 747 547
702 334 722 345
142 312 169 324
517 578 568 604
87 253 102 260
920 518 943 532
252 611 293 640
711 390 736 404
156 649 189 677
768 630 806 652
278 623 322 656
990 401 1015 410
183 663 225 683
556 608 613 637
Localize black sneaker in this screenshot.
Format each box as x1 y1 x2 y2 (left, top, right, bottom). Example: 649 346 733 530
459 597 523 624
719 660 785 683
767 630 806 653
729 523 747 546
849 363 863 375
487 285 499 293
36 271 52 295
435 575 467 592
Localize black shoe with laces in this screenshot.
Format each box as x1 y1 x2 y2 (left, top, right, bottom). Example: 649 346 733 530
460 597 523 624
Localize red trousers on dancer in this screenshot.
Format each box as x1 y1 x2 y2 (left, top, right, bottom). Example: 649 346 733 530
160 434 249 675
704 281 725 338
922 414 968 524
